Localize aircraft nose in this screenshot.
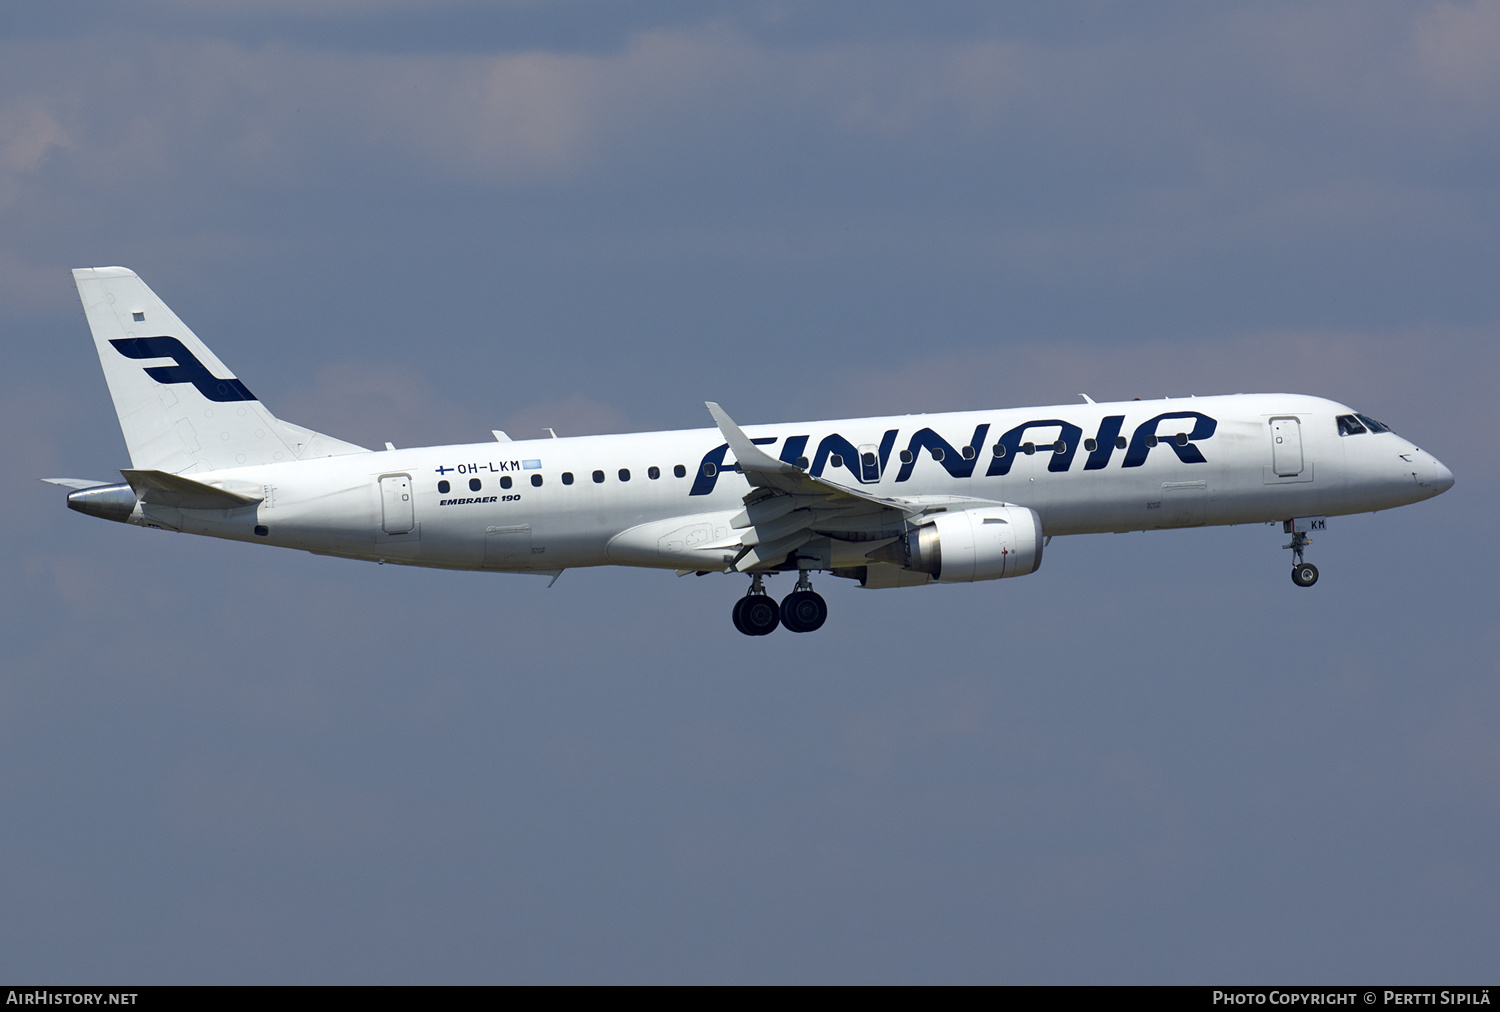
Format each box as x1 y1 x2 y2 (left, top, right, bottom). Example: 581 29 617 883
1409 449 1454 496
1427 456 1455 495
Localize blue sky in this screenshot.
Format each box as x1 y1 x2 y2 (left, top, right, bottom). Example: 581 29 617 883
2 1 1496 983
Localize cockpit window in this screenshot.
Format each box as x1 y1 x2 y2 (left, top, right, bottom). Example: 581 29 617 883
1337 414 1367 436
1354 413 1390 434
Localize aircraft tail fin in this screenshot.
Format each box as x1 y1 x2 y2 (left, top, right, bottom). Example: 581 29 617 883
73 267 368 474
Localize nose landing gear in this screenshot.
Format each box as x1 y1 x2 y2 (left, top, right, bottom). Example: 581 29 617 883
1291 558 1319 587
731 571 829 635
1283 518 1321 587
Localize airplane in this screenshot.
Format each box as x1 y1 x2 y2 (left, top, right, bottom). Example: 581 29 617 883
49 267 1455 635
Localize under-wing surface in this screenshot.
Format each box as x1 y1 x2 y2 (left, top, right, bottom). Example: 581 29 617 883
49 267 1454 635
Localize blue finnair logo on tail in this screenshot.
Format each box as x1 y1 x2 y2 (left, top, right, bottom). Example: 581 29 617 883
110 336 257 402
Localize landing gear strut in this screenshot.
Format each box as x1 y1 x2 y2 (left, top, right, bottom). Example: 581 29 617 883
731 571 830 635
1284 524 1319 588
732 574 780 636
780 571 828 634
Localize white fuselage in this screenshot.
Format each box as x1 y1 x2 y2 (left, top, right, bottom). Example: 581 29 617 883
126 393 1452 577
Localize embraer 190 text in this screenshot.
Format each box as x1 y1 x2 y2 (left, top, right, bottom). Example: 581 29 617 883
50 268 1454 635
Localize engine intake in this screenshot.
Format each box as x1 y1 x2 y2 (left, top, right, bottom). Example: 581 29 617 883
870 505 1043 582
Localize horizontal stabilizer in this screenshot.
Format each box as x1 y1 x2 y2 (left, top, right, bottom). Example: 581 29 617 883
120 469 263 510
42 478 113 490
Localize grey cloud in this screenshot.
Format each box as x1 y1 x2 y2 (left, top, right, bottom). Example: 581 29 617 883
0 6 1489 321
7 7 1488 192
0 99 70 175
1412 0 1500 107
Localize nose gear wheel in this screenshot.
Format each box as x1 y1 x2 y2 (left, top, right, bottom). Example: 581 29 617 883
1283 526 1318 588
1291 562 1319 587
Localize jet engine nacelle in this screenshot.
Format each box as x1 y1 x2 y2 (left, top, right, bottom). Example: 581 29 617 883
897 505 1044 583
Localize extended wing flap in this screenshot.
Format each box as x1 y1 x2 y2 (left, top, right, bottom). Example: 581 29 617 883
732 529 815 572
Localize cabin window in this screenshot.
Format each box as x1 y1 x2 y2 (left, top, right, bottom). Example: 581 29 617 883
961 446 976 460
1175 432 1188 446
930 447 944 462
900 449 914 463
1053 439 1067 453
531 474 543 487
1115 436 1127 449
1337 414 1368 436
593 470 605 483
991 444 1006 457
437 480 450 494
468 478 482 492
619 469 631 482
829 454 843 468
1022 442 1035 455
702 462 717 477
648 466 660 479
1084 438 1097 452
796 456 809 469
1145 434 1158 447
562 472 574 485
500 476 512 489
862 452 878 468
673 464 686 478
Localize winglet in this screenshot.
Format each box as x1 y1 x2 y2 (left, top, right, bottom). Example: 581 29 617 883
705 402 799 476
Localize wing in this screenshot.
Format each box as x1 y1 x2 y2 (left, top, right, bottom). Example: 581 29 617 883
706 402 1007 572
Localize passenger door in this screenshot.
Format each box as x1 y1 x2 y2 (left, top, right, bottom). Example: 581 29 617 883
1270 417 1304 477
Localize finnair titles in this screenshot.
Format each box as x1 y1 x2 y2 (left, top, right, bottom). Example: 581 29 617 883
51 268 1454 636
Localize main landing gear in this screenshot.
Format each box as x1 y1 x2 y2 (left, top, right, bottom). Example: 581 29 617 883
732 575 780 636
780 571 828 633
1284 522 1319 588
732 572 829 636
